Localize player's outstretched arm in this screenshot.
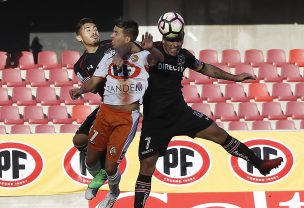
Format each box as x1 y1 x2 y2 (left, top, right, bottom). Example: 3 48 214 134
141 32 164 66
69 76 105 100
193 62 256 82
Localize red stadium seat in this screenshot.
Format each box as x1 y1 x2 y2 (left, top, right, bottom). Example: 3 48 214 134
38 51 61 69
271 83 297 101
228 121 249 130
36 87 60 105
49 68 73 87
275 120 296 130
289 49 304 67
201 84 227 103
61 50 80 69
47 106 72 124
0 51 9 69
12 87 36 106
280 64 304 82
60 124 79 133
16 51 38 70
11 125 32 134
252 121 272 130
266 49 286 67
199 49 219 64
83 93 102 105
72 72 82 85
35 125 56 133
221 49 241 67
188 70 214 84
59 86 84 105
0 87 13 105
191 103 214 120
0 125 6 134
248 83 273 102
295 83 304 100
181 85 202 103
224 83 250 102
0 106 24 124
285 101 304 119
2 69 25 87
261 102 287 120
25 68 49 87
234 64 258 83
23 106 48 124
244 49 265 67
214 103 239 121
72 105 91 124
257 64 282 82
238 102 263 121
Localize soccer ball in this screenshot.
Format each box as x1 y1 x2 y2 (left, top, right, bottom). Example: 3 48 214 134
158 12 185 39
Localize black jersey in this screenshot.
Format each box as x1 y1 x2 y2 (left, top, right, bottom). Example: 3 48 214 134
142 41 198 118
73 39 112 96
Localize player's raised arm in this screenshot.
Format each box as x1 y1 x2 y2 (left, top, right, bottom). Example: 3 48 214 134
141 32 164 66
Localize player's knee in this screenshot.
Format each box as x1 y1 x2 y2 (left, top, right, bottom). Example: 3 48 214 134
73 134 88 151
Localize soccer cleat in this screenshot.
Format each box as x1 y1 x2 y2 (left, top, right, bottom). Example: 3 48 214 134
85 169 107 200
257 157 283 176
98 190 120 208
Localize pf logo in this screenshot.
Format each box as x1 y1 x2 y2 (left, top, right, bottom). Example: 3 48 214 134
154 139 211 185
0 142 44 188
230 139 293 184
63 147 127 185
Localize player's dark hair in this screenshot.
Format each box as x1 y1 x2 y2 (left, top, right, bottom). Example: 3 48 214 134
115 18 139 41
75 18 95 35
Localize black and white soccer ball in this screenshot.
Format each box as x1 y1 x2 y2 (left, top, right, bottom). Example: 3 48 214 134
158 12 185 39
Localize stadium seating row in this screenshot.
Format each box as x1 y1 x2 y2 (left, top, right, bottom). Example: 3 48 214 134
199 49 304 67
0 87 101 106
0 50 80 70
182 83 304 103
1 119 303 134
1 49 304 70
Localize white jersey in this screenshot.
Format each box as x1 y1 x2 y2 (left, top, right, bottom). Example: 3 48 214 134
94 49 150 105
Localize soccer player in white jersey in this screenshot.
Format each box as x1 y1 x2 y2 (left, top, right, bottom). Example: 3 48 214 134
70 18 164 208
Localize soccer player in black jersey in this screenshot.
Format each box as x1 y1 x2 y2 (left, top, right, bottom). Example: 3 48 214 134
72 18 111 200
133 13 284 208
73 18 111 161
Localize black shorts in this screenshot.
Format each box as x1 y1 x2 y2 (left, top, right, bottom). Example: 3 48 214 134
139 105 213 160
76 107 99 135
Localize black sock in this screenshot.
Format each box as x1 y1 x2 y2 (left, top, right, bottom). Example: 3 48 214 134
134 174 152 208
222 135 262 167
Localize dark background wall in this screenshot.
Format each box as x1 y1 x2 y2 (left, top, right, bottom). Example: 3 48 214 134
0 0 123 53
0 0 303 54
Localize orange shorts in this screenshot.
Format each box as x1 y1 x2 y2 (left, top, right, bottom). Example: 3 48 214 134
88 104 140 163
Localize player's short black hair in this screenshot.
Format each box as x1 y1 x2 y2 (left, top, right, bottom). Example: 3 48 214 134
115 18 139 41
75 18 95 35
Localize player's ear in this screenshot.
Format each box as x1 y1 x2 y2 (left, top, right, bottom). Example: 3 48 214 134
76 35 82 42
125 36 131 43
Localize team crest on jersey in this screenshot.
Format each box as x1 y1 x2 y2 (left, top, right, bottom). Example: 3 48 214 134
109 146 117 156
177 54 185 66
130 54 139 63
